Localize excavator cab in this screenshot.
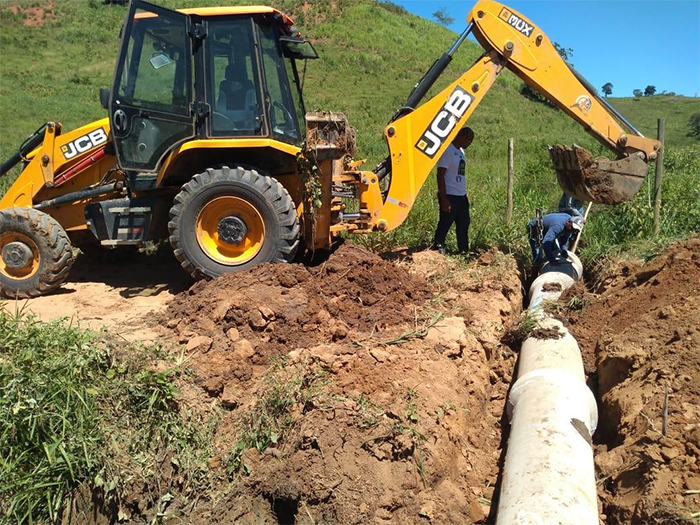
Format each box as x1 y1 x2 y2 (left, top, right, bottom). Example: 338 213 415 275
108 0 316 172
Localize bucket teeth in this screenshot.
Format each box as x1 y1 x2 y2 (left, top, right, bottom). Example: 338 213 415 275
549 145 649 205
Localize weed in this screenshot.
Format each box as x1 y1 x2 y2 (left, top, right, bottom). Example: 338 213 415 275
567 294 589 311
355 393 384 429
0 310 217 524
227 361 328 474
516 309 539 339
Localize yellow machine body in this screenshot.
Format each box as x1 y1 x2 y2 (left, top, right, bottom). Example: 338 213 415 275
0 0 661 298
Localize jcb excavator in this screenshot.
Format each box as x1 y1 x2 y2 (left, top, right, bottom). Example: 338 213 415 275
0 0 661 298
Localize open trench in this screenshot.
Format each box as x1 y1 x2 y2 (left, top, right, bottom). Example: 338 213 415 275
494 238 700 524
64 239 698 524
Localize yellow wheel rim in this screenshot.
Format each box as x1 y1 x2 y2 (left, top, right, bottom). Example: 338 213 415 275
196 196 265 266
0 232 40 280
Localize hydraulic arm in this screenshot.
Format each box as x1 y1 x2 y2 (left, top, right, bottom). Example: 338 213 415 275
348 0 661 234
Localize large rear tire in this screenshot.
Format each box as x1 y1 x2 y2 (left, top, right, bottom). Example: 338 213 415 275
168 166 300 279
0 207 74 298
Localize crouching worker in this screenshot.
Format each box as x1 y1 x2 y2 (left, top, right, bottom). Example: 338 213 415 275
528 212 584 266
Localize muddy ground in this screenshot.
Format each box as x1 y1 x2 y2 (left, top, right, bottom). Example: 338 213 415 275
8 239 699 524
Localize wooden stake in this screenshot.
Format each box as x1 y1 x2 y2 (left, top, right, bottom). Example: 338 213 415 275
653 118 665 236
506 137 514 226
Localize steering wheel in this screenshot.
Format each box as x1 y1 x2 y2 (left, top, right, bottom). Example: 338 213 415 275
211 111 237 131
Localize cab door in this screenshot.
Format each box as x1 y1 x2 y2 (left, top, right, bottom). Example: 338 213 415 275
109 1 196 172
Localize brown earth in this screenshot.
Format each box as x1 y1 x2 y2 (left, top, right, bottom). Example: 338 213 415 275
15 236 698 524
7 1 56 26
158 244 523 524
560 237 700 523
6 249 189 342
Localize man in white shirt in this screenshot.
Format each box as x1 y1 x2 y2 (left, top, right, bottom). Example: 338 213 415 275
433 127 474 254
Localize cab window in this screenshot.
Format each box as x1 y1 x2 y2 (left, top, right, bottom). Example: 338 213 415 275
117 10 190 116
258 23 302 144
206 18 263 137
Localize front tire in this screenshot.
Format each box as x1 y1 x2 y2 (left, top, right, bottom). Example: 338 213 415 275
168 166 300 279
0 207 74 298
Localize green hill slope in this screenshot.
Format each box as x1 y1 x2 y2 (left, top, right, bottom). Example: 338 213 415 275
606 96 700 148
1 0 697 257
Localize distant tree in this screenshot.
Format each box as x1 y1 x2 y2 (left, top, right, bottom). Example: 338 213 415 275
553 42 574 63
432 7 454 27
602 83 613 97
644 85 657 96
633 89 643 98
689 113 700 139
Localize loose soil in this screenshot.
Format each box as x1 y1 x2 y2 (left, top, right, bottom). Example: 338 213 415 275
160 244 523 524
560 238 700 523
6 249 189 342
11 236 697 524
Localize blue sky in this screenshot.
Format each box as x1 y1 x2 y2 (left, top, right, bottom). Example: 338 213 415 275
392 1 700 98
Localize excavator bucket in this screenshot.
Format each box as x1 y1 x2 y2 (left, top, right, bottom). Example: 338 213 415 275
549 145 649 205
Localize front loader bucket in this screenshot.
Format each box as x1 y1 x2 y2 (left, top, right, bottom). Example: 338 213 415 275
549 145 649 205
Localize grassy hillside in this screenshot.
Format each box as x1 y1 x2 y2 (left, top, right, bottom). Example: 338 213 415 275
1 0 698 259
606 96 700 148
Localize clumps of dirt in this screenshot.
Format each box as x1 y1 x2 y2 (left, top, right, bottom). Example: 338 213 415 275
530 326 564 340
541 282 563 292
165 243 430 364
164 245 523 524
563 237 700 523
550 145 644 205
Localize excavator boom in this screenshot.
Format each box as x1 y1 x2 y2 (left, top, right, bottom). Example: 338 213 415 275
344 0 663 234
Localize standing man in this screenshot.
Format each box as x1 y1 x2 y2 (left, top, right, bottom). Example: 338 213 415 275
528 212 584 266
433 127 474 254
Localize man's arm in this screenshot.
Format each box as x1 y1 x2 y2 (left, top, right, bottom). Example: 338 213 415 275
436 167 451 213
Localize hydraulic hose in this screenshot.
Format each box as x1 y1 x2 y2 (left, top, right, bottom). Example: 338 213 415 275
0 124 48 177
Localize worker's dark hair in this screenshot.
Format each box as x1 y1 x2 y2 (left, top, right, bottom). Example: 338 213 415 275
457 126 474 140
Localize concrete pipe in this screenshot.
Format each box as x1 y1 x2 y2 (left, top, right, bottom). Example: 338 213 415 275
496 252 599 525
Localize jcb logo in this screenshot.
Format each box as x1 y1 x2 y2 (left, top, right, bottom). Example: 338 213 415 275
499 8 534 38
415 86 474 158
61 128 108 160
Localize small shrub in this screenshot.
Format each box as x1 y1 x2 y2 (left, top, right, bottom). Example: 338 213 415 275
688 112 700 139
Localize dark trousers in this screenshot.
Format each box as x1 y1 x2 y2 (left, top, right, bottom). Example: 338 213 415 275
434 194 470 253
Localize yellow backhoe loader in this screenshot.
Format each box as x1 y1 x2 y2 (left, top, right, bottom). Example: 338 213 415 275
0 0 661 298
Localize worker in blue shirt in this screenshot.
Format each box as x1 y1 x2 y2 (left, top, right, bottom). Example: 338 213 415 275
528 212 584 265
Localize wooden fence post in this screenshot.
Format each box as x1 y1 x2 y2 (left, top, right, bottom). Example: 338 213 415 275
653 118 665 236
506 137 514 226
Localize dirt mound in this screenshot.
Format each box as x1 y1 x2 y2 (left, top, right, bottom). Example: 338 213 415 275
161 246 523 524
166 243 430 361
562 238 700 523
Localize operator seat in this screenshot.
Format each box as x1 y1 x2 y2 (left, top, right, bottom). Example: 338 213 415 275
217 62 257 131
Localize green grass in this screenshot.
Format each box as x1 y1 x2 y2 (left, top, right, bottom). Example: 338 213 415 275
0 308 218 523
0 0 698 260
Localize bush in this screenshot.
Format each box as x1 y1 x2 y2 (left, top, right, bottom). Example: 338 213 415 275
689 112 700 139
